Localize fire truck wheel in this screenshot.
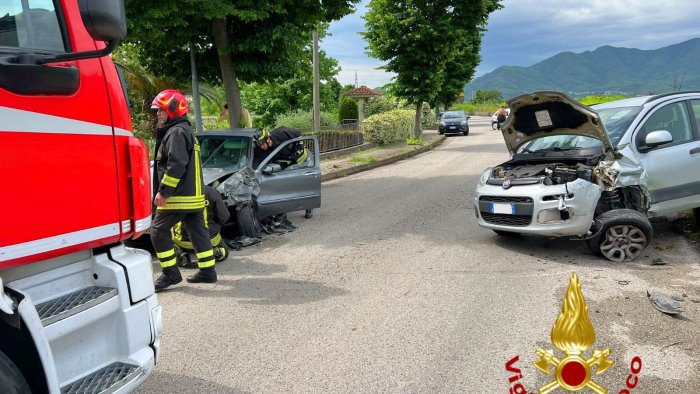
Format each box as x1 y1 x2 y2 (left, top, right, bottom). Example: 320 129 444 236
236 203 262 238
0 350 31 394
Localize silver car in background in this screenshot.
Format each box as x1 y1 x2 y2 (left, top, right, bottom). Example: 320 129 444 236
474 91 700 262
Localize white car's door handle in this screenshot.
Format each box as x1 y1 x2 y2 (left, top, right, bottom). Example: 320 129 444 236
304 172 318 177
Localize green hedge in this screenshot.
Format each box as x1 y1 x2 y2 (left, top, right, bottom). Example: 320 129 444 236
362 109 415 145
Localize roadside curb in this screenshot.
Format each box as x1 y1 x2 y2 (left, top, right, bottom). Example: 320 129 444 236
321 134 447 182
320 142 377 160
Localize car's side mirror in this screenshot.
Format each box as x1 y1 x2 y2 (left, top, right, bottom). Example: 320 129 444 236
79 0 127 41
262 163 282 174
645 130 673 147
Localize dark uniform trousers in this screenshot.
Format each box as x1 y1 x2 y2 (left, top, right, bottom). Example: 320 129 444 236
151 209 216 269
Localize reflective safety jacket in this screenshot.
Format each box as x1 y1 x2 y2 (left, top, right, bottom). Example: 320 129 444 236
155 117 205 212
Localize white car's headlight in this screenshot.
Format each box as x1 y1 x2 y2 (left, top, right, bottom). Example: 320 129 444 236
479 167 492 186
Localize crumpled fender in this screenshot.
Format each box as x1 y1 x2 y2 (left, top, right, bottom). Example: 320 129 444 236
216 167 260 206
593 145 651 208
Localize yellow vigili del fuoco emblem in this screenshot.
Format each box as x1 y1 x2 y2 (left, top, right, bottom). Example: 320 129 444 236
533 273 614 393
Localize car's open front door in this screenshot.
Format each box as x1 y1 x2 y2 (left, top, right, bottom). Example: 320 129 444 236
255 135 321 218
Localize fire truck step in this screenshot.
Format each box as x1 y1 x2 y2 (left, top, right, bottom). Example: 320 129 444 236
36 286 117 326
60 361 142 394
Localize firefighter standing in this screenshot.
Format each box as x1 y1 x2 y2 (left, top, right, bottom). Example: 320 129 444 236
150 89 217 291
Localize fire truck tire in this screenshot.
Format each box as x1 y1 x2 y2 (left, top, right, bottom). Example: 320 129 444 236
0 350 31 394
236 203 262 238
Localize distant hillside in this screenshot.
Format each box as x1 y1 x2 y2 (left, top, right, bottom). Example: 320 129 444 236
466 38 700 99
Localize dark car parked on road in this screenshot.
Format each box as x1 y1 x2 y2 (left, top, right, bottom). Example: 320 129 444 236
438 110 469 136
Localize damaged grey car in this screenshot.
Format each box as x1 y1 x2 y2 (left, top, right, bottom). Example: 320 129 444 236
198 129 321 238
474 91 700 261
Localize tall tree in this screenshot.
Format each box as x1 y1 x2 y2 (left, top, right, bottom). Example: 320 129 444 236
363 0 501 137
124 1 359 128
438 30 483 110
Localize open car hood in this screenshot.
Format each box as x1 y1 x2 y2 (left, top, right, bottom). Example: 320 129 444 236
502 91 614 156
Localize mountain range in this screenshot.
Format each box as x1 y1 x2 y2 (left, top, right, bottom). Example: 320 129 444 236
465 38 700 99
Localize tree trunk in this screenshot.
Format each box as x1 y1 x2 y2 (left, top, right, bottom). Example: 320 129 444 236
413 101 422 139
212 18 241 129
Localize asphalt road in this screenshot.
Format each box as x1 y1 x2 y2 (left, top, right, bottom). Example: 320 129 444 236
139 116 700 393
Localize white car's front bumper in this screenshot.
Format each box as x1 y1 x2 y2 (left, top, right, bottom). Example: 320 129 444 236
474 178 603 237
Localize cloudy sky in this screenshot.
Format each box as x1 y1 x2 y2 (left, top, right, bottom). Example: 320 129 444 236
321 0 700 88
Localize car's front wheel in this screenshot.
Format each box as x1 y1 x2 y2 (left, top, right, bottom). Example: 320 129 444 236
586 209 652 262
236 202 262 238
491 122 498 130
462 128 469 136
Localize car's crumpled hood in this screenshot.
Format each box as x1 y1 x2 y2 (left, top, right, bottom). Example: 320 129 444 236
202 167 241 186
502 91 614 156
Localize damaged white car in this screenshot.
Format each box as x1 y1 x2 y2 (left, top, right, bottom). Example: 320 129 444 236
474 91 700 261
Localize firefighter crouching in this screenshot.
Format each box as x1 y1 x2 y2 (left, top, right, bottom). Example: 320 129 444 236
173 185 231 268
150 89 217 291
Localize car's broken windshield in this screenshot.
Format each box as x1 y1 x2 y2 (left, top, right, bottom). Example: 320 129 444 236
199 136 250 170
517 135 602 154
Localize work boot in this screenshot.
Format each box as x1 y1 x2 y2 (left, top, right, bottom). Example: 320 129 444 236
154 266 182 292
213 245 229 262
177 251 196 268
186 267 217 283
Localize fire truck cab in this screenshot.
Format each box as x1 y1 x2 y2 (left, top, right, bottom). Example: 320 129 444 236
0 1 160 393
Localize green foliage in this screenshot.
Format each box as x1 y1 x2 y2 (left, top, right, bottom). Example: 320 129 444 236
406 136 424 146
239 47 344 128
363 0 502 135
420 102 437 129
578 95 629 106
274 109 337 130
438 30 482 109
124 0 360 127
472 89 503 104
362 109 415 145
350 155 378 164
363 96 398 118
449 102 500 114
338 98 359 121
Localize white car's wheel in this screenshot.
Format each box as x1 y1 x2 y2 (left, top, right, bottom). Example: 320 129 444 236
586 209 652 262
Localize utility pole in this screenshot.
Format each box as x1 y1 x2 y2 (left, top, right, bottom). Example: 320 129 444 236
312 29 320 132
189 42 203 133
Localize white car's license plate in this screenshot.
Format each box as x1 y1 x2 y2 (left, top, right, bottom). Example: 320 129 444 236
490 202 515 215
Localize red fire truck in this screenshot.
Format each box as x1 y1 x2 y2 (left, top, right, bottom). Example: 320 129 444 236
0 1 160 392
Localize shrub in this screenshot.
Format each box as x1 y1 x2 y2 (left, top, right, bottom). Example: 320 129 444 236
363 96 397 118
338 97 358 121
362 109 415 145
273 110 337 130
406 136 424 146
420 102 437 129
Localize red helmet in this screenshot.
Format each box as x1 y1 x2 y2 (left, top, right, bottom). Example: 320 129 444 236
151 89 189 119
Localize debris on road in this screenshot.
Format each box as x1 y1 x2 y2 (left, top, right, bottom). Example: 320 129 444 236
651 257 666 266
647 291 683 315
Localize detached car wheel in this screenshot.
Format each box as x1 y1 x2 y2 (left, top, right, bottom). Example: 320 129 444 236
586 209 652 262
236 203 262 238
